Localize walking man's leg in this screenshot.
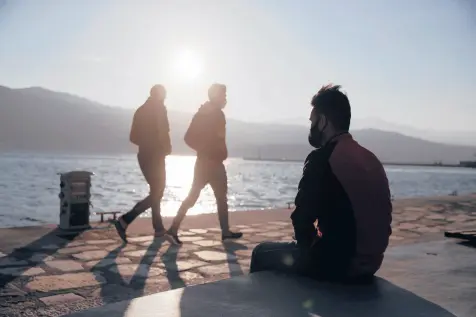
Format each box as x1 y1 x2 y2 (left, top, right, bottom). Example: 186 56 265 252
166 159 207 244
114 155 165 243
250 241 304 274
208 162 242 240
149 158 166 235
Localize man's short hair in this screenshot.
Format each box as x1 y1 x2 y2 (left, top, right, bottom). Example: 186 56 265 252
208 83 226 100
311 84 351 131
150 84 166 97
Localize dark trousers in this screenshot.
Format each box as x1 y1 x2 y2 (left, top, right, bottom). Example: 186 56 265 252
250 242 309 275
169 158 229 233
121 152 166 231
250 241 374 284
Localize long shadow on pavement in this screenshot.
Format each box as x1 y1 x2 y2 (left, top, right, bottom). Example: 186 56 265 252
0 228 83 289
90 243 129 303
222 241 248 277
161 245 186 289
126 238 165 297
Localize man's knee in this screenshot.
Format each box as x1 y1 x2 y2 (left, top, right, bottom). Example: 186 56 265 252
250 242 278 273
183 190 200 208
150 186 165 203
251 242 271 262
250 243 264 273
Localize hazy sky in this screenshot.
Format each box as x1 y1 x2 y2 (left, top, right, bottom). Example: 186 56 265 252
0 0 475 130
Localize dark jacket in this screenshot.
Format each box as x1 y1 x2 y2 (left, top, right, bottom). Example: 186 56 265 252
291 133 392 279
129 97 171 157
184 102 228 162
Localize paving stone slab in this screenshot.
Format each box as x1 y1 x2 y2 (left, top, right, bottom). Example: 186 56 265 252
124 250 161 258
189 229 208 234
258 232 286 238
73 250 111 261
404 207 428 212
397 223 419 230
162 245 201 255
128 236 155 243
66 241 86 247
267 221 289 226
192 240 222 247
195 251 237 262
85 257 132 269
163 260 208 272
414 226 440 233
179 271 203 281
58 245 100 255
178 231 197 236
39 244 62 251
0 266 45 276
40 293 84 306
196 263 243 276
233 249 253 257
109 264 164 279
401 215 423 221
104 244 137 252
0 284 26 297
178 236 204 242
85 239 117 245
204 228 222 232
0 257 28 267
26 272 106 292
234 225 251 229
239 228 263 234
425 214 447 220
398 230 422 238
45 260 85 272
446 215 471 222
29 253 56 263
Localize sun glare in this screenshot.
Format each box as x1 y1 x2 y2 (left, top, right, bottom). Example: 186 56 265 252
173 49 202 81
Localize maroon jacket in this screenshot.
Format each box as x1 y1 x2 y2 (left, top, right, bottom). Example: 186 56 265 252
292 133 392 279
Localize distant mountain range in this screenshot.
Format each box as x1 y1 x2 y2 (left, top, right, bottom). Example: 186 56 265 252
1 85 475 164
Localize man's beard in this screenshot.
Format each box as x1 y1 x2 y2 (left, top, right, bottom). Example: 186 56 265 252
308 120 328 148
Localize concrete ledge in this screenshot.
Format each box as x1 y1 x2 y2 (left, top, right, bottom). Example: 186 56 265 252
65 272 455 317
66 240 476 317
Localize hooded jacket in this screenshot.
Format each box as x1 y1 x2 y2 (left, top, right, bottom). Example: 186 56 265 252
184 102 228 162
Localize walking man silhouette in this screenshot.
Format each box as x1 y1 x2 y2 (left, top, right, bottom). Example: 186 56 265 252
114 85 171 243
165 84 242 245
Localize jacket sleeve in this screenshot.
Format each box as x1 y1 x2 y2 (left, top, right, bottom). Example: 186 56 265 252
184 113 202 151
129 110 140 146
291 151 322 247
215 111 228 160
158 107 171 155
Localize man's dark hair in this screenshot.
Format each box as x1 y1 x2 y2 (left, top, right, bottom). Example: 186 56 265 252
311 84 351 131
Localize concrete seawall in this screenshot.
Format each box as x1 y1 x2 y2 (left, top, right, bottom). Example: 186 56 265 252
0 194 475 316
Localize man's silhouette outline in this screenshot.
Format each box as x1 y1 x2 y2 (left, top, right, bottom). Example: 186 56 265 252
114 84 171 243
165 83 242 245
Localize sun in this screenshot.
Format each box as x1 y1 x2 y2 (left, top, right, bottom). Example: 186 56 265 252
173 49 203 81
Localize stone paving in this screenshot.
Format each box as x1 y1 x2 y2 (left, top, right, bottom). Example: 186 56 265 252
0 196 475 317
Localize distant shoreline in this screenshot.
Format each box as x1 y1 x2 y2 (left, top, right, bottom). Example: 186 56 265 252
1 152 475 169
242 157 474 168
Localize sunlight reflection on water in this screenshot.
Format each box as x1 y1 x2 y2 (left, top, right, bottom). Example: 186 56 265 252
1 153 476 228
